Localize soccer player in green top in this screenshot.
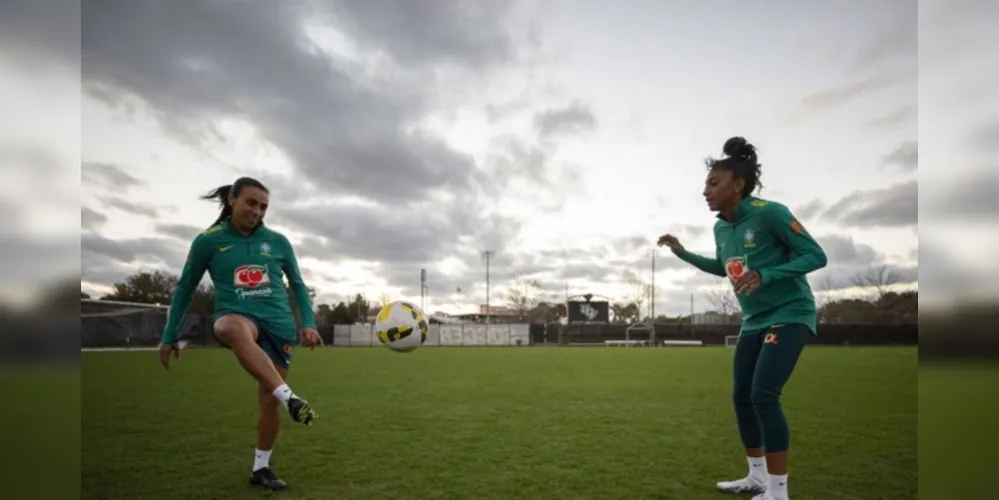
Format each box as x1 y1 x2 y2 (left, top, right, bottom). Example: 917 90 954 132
657 137 827 500
157 176 323 491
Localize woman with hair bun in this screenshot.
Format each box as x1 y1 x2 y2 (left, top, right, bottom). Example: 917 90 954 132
657 137 828 500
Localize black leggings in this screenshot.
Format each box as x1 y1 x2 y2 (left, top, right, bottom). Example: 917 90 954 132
732 323 810 453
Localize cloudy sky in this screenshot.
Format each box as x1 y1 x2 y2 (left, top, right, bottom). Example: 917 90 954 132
2 0 997 314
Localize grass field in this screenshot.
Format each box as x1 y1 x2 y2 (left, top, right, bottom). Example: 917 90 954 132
81 346 918 500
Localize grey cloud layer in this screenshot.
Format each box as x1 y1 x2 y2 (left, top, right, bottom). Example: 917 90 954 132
68 1 920 313
76 0 596 303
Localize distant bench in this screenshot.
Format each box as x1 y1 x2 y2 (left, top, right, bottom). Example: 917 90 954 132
604 340 648 347
661 339 703 347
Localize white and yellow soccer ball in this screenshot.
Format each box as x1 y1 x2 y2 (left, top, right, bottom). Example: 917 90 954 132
374 300 429 353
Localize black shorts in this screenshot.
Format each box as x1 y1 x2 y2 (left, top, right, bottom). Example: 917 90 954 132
213 313 295 369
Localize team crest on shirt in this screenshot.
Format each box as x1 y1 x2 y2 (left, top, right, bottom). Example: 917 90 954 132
260 242 272 256
744 229 756 248
725 256 748 282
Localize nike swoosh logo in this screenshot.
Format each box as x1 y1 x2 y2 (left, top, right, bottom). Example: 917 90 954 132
219 245 233 252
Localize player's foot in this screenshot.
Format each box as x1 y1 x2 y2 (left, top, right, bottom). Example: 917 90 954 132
287 396 317 425
249 467 287 491
716 476 766 494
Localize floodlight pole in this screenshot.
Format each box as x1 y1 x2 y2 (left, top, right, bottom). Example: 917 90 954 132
482 250 494 324
651 249 656 320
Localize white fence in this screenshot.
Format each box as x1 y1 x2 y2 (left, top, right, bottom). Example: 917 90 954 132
331 323 531 346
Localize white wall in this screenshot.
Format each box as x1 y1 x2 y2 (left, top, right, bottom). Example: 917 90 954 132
331 323 531 346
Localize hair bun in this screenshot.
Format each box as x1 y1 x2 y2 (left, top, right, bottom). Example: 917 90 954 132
723 136 757 162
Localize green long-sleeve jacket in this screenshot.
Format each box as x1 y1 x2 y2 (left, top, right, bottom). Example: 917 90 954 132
674 196 828 336
161 221 316 344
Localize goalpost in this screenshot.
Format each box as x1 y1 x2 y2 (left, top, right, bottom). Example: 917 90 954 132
724 335 739 348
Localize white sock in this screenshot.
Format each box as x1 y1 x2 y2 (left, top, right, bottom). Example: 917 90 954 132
768 473 788 499
272 384 294 405
253 448 272 472
747 455 768 482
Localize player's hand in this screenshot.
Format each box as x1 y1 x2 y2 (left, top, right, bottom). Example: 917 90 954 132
656 234 683 251
301 328 323 350
733 271 761 295
158 342 181 370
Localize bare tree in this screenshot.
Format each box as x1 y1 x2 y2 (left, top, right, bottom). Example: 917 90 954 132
627 277 650 322
376 292 392 310
705 289 740 324
851 264 901 300
611 303 630 324
810 275 836 308
506 278 543 320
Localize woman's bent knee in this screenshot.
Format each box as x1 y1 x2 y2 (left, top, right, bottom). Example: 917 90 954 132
214 314 258 345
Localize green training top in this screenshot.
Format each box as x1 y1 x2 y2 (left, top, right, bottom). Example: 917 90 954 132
673 196 828 335
161 220 317 344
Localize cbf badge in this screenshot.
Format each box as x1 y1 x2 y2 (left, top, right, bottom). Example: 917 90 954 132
260 242 271 256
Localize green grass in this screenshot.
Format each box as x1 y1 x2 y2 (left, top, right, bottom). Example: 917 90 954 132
918 363 999 500
0 367 81 500
82 346 917 499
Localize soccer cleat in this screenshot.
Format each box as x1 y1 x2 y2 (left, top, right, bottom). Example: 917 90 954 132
287 396 317 425
249 467 287 491
716 476 766 494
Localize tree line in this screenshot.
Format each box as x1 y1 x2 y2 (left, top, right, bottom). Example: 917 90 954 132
83 264 917 327
85 270 381 326
502 265 918 325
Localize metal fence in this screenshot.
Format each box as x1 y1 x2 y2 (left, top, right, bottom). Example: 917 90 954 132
79 300 918 350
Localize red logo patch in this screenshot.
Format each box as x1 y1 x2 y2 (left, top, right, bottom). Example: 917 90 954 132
234 264 270 288
283 344 293 355
725 257 747 282
764 333 778 344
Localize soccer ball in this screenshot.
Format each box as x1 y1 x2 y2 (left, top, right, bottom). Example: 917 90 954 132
374 300 429 353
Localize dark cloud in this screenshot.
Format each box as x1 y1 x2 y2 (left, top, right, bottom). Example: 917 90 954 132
81 233 186 270
77 0 593 301
801 180 917 229
82 162 145 190
863 105 916 130
321 0 519 71
80 233 189 287
80 0 533 210
81 206 107 231
793 67 916 119
794 199 826 221
97 195 160 219
848 8 917 70
0 0 80 71
930 168 999 220
816 235 880 266
0 233 79 287
155 223 204 242
881 141 917 172
533 101 597 138
807 231 919 291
